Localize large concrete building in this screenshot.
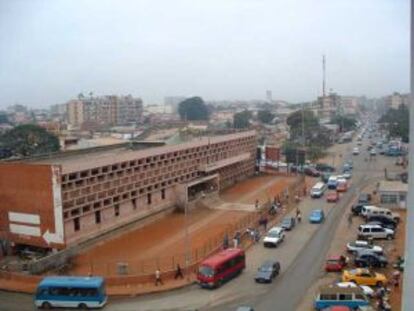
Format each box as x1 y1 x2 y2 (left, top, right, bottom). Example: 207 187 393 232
0 131 257 250
66 95 143 128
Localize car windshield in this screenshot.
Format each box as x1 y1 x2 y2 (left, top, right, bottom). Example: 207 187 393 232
282 219 291 225
259 265 273 272
311 211 321 217
267 231 280 238
198 266 214 277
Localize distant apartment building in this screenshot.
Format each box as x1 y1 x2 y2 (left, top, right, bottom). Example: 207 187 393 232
384 92 410 110
341 96 360 115
0 131 257 249
66 95 143 128
316 93 341 119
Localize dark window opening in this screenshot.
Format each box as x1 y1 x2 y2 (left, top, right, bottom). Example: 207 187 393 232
74 217 80 231
161 189 166 200
114 204 120 216
95 211 101 224
147 193 152 205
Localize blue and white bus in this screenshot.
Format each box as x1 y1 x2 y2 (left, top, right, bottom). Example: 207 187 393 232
34 276 107 309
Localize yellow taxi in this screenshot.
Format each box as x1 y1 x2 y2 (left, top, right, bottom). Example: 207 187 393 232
342 268 387 286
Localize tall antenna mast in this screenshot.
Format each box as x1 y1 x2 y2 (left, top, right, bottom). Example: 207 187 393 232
322 54 326 97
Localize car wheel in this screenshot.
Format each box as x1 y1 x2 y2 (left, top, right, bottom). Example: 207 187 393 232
78 303 88 310
387 235 393 240
41 302 51 309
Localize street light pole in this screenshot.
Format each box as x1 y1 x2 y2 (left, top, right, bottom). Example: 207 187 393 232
402 0 414 309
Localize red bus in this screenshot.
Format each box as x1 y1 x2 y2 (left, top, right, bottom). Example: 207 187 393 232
197 248 245 288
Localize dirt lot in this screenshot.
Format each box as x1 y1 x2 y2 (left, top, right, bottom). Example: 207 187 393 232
296 183 405 311
70 174 297 277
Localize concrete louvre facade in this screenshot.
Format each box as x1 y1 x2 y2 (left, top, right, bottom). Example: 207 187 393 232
0 131 257 249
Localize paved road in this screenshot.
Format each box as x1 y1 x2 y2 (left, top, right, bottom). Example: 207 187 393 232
0 136 395 311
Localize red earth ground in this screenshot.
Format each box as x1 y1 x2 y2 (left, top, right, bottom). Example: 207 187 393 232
70 175 297 276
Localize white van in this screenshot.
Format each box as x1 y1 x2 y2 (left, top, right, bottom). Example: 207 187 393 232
361 205 400 222
310 182 328 198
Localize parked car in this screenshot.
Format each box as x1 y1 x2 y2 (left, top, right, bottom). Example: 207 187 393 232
316 163 335 172
263 227 285 248
236 306 255 311
305 167 321 177
361 206 400 223
309 209 325 223
281 217 295 231
366 215 397 230
325 255 348 272
352 147 360 155
345 159 353 169
342 268 387 286
357 224 394 240
342 164 352 172
254 260 280 283
346 240 383 255
354 251 388 268
326 191 339 202
370 149 377 156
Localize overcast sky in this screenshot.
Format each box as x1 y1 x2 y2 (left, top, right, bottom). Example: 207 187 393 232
0 0 410 108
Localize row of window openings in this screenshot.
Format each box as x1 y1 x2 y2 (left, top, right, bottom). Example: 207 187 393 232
64 140 253 182
64 172 197 209
64 163 199 190
72 190 165 230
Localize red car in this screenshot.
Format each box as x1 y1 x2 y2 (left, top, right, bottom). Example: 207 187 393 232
325 255 348 272
326 191 339 202
336 182 348 193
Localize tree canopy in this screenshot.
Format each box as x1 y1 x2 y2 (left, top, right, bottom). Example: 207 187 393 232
378 104 409 142
178 97 210 121
0 124 60 158
257 110 274 124
330 115 357 132
286 109 320 143
233 110 252 129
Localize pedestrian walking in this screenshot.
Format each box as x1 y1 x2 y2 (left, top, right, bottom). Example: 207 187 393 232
255 199 259 210
155 268 163 286
296 208 302 223
174 264 183 279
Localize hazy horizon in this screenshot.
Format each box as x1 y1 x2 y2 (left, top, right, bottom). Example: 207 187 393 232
0 0 410 109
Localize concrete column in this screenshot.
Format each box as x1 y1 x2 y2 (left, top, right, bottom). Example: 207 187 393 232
402 1 414 309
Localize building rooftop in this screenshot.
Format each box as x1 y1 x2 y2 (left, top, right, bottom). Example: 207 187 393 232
378 180 408 193
16 131 256 174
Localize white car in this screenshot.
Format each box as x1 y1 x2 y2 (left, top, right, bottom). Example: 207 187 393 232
342 171 352 179
370 149 377 156
336 282 375 298
352 147 360 155
263 226 285 247
346 240 383 255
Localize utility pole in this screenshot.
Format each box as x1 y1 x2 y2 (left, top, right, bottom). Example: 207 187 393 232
402 0 414 309
322 55 326 97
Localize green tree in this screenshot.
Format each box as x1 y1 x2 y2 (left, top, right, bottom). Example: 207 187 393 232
378 104 409 142
233 110 252 129
330 115 357 132
178 97 210 121
286 109 319 143
0 124 60 158
257 110 275 124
